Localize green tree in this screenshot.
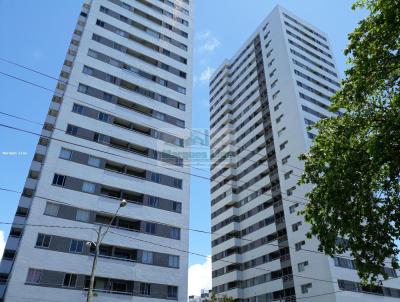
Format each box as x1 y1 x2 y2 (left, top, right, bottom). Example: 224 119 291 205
204 293 235 302
299 0 400 283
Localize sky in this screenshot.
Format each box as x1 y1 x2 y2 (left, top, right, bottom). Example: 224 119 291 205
0 0 366 297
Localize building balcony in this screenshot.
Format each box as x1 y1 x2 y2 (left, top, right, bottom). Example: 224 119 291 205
0 260 13 274
5 236 20 251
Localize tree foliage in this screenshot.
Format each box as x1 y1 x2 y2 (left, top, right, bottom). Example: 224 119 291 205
299 0 400 283
204 293 235 302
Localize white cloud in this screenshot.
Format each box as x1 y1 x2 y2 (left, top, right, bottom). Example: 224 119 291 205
197 31 221 52
188 257 212 297
0 230 5 259
199 66 216 83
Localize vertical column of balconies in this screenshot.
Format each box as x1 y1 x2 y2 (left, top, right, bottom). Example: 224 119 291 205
0 1 92 300
253 35 295 300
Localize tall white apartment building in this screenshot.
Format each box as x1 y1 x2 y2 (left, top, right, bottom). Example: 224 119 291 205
209 5 400 302
0 0 193 301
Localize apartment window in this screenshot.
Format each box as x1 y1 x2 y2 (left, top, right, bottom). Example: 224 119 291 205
145 223 157 234
44 203 60 216
142 251 153 264
292 221 302 232
170 228 180 240
334 257 355 269
168 255 179 268
66 125 78 135
301 283 312 294
36 234 51 248
168 286 178 298
72 103 84 114
307 132 316 139
63 273 77 288
76 209 90 222
276 114 283 123
282 155 290 165
140 283 151 296
93 133 108 144
271 80 278 89
284 170 292 179
274 102 281 112
173 202 182 213
60 148 72 160
52 174 66 186
173 179 182 189
150 173 161 183
272 90 280 100
289 203 299 214
88 156 101 168
83 65 94 75
278 127 286 137
298 261 309 272
70 239 84 253
98 112 110 122
82 181 96 193
26 269 42 284
304 118 315 126
78 84 89 93
287 186 296 196
295 240 305 251
279 141 288 150
148 196 159 208
268 59 275 67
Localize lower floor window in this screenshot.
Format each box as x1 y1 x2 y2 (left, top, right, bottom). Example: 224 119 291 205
63 273 77 288
26 269 42 284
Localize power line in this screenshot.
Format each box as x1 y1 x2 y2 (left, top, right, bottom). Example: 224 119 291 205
0 116 310 209
0 58 306 176
0 65 307 190
108 229 399 285
0 122 395 265
0 219 345 285
0 186 363 261
0 221 96 231
0 69 311 204
0 68 311 205
0 121 310 209
0 207 397 290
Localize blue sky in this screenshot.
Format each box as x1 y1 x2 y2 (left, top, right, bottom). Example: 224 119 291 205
0 0 365 296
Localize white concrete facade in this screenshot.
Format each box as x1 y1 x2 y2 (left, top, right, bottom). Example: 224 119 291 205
209 5 400 302
0 0 193 301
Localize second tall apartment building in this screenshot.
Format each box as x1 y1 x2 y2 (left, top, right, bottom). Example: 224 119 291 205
0 0 193 301
209 5 400 302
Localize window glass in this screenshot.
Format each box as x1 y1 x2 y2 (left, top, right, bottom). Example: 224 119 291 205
145 223 157 234
82 182 96 193
142 251 153 264
140 283 151 296
36 234 51 248
63 274 77 288
44 203 60 216
76 209 90 222
52 174 66 186
26 269 42 284
70 240 84 253
168 286 178 298
168 255 179 268
170 228 180 239
60 148 72 160
88 156 101 167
